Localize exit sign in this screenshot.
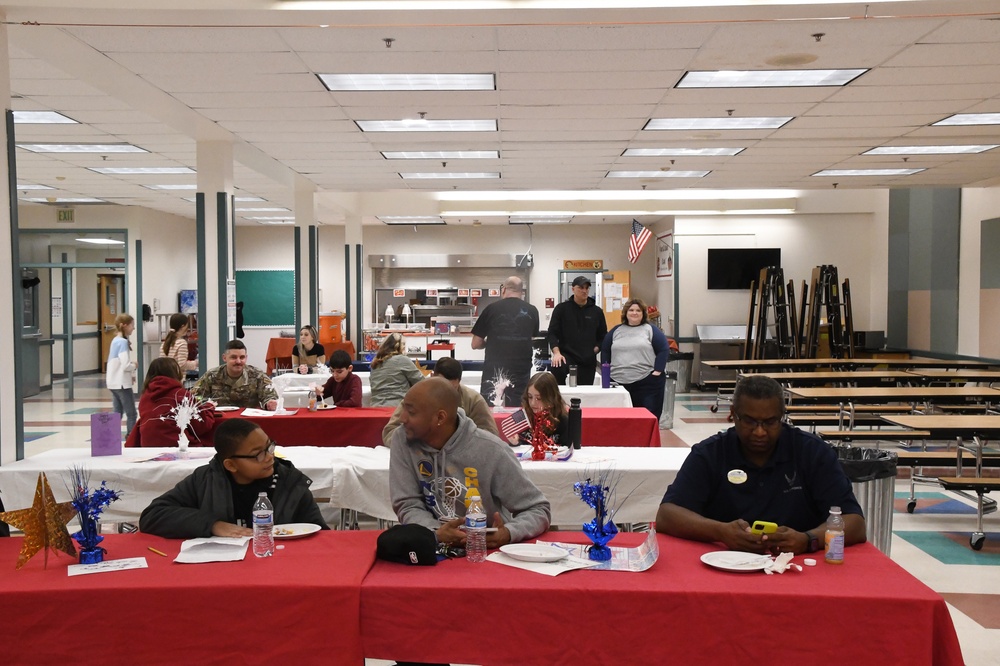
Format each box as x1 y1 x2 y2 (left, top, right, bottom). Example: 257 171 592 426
56 208 74 223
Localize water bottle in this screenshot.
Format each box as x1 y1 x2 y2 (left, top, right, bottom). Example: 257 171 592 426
601 363 611 389
568 398 582 449
568 365 578 387
252 491 274 558
308 389 317 412
465 492 488 563
825 505 845 564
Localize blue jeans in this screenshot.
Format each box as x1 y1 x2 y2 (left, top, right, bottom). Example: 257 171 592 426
623 372 666 419
110 388 137 435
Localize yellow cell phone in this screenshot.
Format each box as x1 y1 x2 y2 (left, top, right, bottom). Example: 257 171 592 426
751 520 777 535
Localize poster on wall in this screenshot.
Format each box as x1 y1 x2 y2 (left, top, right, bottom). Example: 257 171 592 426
656 231 674 280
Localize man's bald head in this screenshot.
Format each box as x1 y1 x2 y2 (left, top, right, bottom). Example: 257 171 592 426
400 377 460 449
502 276 524 297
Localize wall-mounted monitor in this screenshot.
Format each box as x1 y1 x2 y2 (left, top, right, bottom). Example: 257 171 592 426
707 248 781 290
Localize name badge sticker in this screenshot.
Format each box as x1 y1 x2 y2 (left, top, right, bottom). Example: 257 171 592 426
727 469 748 485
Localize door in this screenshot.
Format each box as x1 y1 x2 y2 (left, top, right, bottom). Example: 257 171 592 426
98 274 124 372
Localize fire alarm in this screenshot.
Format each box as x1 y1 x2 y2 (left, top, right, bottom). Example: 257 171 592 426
545 298 554 308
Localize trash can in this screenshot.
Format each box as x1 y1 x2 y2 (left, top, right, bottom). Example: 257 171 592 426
667 352 694 393
660 370 678 430
835 446 898 556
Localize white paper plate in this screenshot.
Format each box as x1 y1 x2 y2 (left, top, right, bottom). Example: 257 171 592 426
273 523 321 539
316 403 336 410
499 543 568 563
700 551 772 572
214 406 240 412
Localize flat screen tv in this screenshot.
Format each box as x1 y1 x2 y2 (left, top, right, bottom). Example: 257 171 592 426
707 248 781 290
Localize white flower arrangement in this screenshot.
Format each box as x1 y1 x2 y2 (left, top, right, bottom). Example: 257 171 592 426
158 393 210 452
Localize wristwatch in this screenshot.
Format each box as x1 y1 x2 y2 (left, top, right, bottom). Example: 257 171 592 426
805 531 820 553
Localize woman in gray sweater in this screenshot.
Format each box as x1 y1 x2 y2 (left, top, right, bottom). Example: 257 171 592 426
600 298 670 418
369 332 424 407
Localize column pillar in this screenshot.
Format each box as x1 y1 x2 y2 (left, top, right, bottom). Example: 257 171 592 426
0 17 18 462
294 187 317 327
196 140 233 369
344 215 364 350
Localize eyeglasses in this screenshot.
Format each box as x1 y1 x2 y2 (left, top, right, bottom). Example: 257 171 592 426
229 440 276 463
734 414 783 430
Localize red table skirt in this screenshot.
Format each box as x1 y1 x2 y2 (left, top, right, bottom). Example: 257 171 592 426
0 530 378 665
360 532 963 665
211 407 396 447
492 407 660 447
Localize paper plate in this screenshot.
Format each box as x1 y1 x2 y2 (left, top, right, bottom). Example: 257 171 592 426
273 523 321 539
700 551 772 572
214 406 240 412
499 543 568 563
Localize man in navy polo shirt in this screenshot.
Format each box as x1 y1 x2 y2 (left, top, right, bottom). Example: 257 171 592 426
656 375 865 556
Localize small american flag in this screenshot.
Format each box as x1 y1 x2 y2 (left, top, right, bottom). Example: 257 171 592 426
628 218 652 264
500 409 531 440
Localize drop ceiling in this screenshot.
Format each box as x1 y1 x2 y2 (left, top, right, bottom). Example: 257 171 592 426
6 0 1000 225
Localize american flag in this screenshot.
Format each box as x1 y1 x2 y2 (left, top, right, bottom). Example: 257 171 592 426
500 409 531 440
628 218 652 263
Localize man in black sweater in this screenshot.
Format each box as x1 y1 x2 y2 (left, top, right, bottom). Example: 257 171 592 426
548 275 608 386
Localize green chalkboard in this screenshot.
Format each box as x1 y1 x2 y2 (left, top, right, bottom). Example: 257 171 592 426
235 269 296 327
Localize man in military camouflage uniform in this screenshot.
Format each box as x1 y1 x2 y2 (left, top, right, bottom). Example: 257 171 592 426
192 339 278 410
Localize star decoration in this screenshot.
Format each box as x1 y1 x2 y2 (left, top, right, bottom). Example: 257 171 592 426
0 472 77 570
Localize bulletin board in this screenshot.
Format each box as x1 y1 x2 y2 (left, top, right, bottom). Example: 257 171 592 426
235 269 296 327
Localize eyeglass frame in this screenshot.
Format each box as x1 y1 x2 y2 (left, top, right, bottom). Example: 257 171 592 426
733 413 783 430
228 440 277 463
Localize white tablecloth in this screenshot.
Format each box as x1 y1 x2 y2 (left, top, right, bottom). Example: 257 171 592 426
0 446 687 527
282 383 632 408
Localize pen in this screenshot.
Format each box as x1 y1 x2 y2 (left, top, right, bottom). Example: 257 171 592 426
148 547 168 557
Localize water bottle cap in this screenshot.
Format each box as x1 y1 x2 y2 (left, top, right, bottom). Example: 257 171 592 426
830 506 841 514
258 491 267 497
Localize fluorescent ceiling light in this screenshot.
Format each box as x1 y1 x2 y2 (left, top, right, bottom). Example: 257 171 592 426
399 172 499 179
863 145 998 155
677 69 867 88
16 183 54 190
16 143 147 153
382 150 499 159
357 119 497 132
143 184 197 190
319 73 494 91
243 216 294 221
623 148 743 157
236 196 266 202
76 237 124 245
256 220 295 225
22 197 106 203
933 113 1000 126
445 208 795 217
812 168 924 176
645 117 793 131
437 189 797 201
607 170 709 178
379 216 446 225
89 167 195 174
236 207 291 212
13 111 77 124
509 216 573 225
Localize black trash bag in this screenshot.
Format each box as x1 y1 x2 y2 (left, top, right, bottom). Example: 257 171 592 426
835 446 898 482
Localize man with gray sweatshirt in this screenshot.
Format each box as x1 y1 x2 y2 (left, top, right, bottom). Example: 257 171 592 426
389 377 551 549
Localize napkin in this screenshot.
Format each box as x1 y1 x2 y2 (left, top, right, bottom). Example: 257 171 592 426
764 551 802 575
174 536 252 564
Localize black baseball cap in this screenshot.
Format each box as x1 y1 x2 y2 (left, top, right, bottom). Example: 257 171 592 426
376 524 439 566
572 276 592 288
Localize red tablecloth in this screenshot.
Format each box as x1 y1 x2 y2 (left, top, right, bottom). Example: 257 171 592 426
1 530 378 665
360 532 963 665
492 407 660 447
214 407 395 447
265 337 356 374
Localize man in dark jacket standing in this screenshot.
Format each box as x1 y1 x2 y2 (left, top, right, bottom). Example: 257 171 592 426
548 275 608 386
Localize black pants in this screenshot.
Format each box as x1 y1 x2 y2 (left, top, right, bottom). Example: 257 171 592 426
623 372 666 419
551 360 597 386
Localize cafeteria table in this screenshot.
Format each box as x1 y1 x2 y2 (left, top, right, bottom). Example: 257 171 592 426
786 386 1000 412
214 407 396 448
745 370 920 386
359 531 963 665
705 357 993 372
882 414 1000 550
492 407 660 447
0 446 687 527
0 530 378 665
329 445 689 525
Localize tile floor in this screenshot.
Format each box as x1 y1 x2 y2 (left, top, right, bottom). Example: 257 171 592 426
14 377 1000 665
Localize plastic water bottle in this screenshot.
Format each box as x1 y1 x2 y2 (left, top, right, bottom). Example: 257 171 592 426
825 506 845 564
308 389 317 412
252 492 274 558
465 492 488 563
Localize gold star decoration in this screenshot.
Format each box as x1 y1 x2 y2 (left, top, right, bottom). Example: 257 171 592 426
0 472 77 570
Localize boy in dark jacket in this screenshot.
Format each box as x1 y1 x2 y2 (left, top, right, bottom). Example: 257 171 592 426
139 418 328 538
